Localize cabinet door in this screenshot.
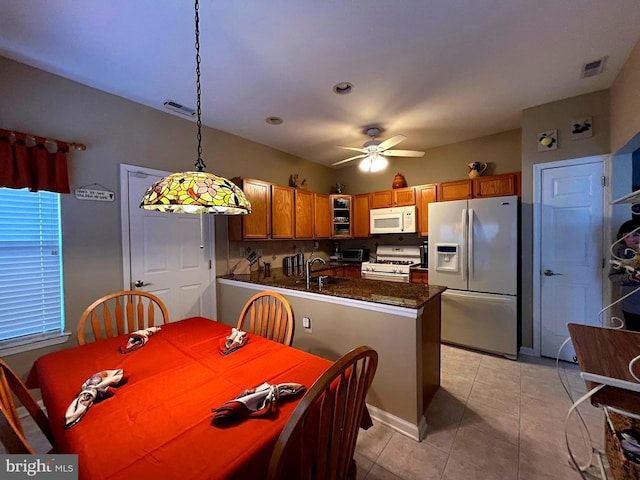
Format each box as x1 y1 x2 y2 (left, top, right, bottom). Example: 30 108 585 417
410 270 429 284
294 189 314 239
438 179 472 201
234 178 270 239
393 187 416 206
416 184 437 237
473 172 520 198
371 191 392 209
353 193 371 238
271 185 295 239
331 195 352 238
344 266 361 278
314 193 331 239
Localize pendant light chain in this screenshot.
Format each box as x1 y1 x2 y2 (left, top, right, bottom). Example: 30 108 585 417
194 0 205 172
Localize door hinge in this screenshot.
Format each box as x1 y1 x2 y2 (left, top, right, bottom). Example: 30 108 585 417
209 259 212 270
601 176 606 187
602 257 605 269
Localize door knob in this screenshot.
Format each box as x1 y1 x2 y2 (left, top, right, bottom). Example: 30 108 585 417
134 280 149 288
543 269 563 276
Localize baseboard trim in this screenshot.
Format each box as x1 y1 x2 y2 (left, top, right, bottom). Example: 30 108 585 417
366 404 426 441
519 346 536 356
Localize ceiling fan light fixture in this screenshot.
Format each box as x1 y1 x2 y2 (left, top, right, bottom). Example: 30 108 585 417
140 0 251 216
359 154 388 173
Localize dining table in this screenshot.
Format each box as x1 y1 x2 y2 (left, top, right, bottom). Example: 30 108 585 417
26 317 336 480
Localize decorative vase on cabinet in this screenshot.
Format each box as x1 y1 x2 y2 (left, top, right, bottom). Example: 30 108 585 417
392 173 407 189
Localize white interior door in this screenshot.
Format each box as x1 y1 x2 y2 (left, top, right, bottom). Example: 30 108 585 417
539 160 604 361
120 164 215 322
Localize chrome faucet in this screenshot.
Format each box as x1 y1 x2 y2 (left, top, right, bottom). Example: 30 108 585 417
306 254 326 289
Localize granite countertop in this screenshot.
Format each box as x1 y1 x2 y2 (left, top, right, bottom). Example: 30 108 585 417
218 267 446 309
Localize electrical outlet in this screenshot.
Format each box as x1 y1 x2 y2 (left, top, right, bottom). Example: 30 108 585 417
239 248 245 258
302 316 312 333
256 248 263 257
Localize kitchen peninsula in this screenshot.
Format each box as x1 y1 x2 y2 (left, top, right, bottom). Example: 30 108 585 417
217 268 446 441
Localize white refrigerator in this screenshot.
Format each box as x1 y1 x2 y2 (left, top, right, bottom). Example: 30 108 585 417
428 195 518 359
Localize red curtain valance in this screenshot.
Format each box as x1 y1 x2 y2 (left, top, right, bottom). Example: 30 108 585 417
0 129 70 193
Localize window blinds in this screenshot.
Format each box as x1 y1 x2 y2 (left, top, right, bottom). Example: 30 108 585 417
0 188 64 341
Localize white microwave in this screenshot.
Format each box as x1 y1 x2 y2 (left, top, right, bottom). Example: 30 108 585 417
370 206 417 234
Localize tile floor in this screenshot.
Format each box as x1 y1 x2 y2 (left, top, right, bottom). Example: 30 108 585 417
355 344 608 480
4 344 610 479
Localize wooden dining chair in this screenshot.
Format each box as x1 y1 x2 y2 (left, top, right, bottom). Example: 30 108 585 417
0 359 55 453
237 291 294 346
267 345 378 480
77 290 169 345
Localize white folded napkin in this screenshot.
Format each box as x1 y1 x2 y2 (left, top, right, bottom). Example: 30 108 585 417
64 369 124 428
119 326 161 354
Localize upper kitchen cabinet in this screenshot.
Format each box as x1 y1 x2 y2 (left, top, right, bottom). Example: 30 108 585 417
294 189 314 239
472 172 520 198
271 185 295 238
437 179 473 201
353 193 371 238
416 183 437 237
371 187 416 208
229 178 271 240
228 178 294 240
314 193 332 239
331 195 352 238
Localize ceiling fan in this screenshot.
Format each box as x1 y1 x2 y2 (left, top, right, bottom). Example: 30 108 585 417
332 127 425 172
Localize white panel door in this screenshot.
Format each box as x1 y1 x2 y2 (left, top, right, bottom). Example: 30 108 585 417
125 168 214 322
540 161 604 360
468 196 518 295
428 199 468 291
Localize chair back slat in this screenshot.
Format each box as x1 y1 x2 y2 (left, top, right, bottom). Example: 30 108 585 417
237 291 294 346
77 291 169 345
0 359 55 453
268 346 378 480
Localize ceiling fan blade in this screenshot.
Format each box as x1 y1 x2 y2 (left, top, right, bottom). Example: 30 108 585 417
377 134 406 151
383 149 425 158
337 145 367 153
332 154 368 166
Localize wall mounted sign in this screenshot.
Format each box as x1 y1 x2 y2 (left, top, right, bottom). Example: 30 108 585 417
74 184 115 202
571 117 593 140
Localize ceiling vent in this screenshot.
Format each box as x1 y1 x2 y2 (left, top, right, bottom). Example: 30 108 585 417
581 57 607 79
163 100 196 117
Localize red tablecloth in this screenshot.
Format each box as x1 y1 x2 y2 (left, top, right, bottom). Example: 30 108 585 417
27 317 332 480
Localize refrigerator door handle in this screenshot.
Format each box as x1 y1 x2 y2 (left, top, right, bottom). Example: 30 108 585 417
468 208 474 279
461 208 468 282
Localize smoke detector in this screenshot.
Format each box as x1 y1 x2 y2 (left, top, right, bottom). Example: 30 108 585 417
581 57 607 79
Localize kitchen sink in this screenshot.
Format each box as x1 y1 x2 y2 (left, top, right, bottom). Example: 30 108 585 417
295 275 350 286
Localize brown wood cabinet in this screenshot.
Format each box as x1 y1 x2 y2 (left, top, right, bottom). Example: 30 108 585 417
437 179 473 201
229 178 271 240
410 269 429 284
294 189 314 239
371 187 416 208
472 172 520 198
343 265 362 278
313 193 331 239
331 195 352 238
271 185 295 239
353 193 371 238
416 183 437 237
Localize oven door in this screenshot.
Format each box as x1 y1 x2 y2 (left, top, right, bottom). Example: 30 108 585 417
361 271 410 283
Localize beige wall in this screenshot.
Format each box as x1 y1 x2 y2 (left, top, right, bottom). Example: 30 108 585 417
335 129 522 194
611 38 640 154
520 90 610 349
0 56 334 379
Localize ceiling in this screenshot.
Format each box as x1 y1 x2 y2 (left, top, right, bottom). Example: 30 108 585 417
0 1 639 168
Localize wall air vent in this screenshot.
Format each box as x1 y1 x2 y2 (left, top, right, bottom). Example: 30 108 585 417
163 100 196 117
581 57 607 79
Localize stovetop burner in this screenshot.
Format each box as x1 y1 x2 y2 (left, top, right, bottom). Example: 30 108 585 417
369 260 416 265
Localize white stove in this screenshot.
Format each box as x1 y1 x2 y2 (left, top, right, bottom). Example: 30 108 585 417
361 245 420 283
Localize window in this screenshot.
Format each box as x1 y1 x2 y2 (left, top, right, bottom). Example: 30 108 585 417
0 188 68 353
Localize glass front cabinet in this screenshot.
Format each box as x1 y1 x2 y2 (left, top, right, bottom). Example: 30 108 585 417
330 195 352 238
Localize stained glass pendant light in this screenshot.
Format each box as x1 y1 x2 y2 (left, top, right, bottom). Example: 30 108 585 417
140 0 251 215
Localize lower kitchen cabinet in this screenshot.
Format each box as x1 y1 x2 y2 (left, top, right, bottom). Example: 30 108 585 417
411 270 429 284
